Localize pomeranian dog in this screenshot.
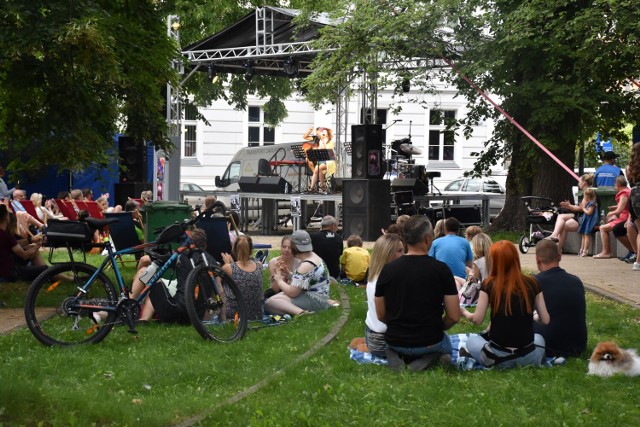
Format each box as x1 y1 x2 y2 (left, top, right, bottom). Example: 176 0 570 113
588 341 640 377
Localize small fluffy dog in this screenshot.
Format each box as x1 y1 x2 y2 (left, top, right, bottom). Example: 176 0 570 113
588 341 640 377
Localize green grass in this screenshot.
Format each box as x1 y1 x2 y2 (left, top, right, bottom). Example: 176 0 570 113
1 243 639 425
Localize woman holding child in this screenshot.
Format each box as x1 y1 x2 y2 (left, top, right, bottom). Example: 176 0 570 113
460 241 550 369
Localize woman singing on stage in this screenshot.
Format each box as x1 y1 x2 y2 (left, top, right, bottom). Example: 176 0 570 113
303 127 336 193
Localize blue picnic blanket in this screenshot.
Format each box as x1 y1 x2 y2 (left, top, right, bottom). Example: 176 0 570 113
350 333 566 370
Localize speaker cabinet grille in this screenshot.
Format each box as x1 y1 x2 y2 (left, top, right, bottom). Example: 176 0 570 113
351 125 384 179
118 136 147 182
342 179 390 241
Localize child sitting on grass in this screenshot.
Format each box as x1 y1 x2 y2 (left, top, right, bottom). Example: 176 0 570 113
340 235 370 284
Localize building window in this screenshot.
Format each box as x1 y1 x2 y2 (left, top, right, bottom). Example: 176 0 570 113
182 104 198 158
360 108 388 125
248 106 275 147
428 109 456 161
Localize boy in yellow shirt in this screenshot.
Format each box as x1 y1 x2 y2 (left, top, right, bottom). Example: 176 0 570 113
340 235 370 283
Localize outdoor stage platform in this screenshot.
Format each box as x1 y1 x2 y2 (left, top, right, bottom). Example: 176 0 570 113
212 189 502 234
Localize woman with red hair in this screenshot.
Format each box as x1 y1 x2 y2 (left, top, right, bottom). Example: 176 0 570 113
460 240 550 368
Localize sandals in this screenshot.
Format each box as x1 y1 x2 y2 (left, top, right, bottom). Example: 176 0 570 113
578 250 589 257
592 253 611 259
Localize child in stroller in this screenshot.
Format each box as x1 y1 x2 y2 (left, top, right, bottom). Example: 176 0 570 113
518 196 558 254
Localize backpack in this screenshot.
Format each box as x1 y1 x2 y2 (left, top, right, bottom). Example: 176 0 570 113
630 185 640 217
459 276 481 306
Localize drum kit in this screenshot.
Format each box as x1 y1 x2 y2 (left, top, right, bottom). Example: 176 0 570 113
384 137 424 180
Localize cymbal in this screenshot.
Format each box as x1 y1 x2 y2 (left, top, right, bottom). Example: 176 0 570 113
400 143 422 155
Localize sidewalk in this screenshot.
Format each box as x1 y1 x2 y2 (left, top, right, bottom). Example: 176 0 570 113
2 237 638 336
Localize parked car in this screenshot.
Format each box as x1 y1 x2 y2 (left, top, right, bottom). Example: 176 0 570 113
438 176 506 220
180 182 208 208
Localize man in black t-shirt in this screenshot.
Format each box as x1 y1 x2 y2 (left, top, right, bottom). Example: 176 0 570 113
310 215 343 278
375 215 460 372
533 240 587 358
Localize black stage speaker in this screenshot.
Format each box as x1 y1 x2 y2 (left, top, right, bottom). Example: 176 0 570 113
118 136 147 183
418 206 445 225
257 176 292 194
444 205 482 226
114 182 152 208
391 178 429 196
342 179 390 241
238 176 261 192
351 124 384 179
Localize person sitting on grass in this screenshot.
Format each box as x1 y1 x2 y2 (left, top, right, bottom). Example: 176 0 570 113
139 228 215 323
124 199 144 243
220 235 264 321
339 234 370 284
533 240 587 358
265 230 331 316
266 235 301 299
460 241 550 369
375 215 460 372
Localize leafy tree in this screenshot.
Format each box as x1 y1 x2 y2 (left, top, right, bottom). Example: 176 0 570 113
0 1 178 177
302 0 640 230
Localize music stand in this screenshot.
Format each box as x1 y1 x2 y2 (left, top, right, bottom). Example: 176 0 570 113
306 149 335 163
291 144 306 159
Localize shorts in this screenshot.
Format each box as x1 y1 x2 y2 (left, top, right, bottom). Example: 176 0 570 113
291 292 330 312
612 220 627 238
365 325 387 358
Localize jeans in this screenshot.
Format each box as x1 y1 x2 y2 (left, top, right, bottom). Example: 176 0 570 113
387 333 452 357
466 333 546 369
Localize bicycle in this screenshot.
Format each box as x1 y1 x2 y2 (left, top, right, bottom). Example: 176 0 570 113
24 216 248 346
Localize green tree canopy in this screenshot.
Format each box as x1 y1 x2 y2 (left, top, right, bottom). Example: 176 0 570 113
1 1 177 176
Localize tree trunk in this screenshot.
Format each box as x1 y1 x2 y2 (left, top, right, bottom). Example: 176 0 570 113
490 135 577 232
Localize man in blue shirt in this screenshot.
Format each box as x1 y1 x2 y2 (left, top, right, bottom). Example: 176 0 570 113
595 151 622 187
428 217 473 282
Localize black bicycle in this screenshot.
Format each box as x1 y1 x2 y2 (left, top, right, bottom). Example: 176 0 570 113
24 216 247 346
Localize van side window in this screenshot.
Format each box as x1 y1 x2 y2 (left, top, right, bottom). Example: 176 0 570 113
223 161 241 184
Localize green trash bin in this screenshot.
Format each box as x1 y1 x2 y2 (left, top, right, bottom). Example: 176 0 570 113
592 187 617 222
140 201 193 243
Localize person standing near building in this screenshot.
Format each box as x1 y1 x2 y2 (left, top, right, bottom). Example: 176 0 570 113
594 151 623 187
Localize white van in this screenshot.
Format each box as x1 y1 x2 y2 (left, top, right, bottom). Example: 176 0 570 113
215 142 308 192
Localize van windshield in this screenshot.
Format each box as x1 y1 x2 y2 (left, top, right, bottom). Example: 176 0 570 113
222 161 241 184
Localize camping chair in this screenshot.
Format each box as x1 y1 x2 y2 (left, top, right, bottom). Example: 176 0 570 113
197 216 232 264
81 201 105 219
104 212 143 268
55 199 78 220
18 200 40 221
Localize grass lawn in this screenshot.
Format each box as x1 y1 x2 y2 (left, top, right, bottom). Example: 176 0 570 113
1 241 639 425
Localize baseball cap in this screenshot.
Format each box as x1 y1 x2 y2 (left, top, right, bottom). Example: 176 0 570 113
291 230 313 252
603 151 618 160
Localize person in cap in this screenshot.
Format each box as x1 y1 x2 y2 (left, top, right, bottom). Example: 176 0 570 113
265 229 332 316
595 151 623 187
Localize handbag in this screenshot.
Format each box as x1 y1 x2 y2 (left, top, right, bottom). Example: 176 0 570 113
459 276 481 306
630 185 640 217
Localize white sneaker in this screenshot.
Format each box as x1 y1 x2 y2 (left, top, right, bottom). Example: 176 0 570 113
633 262 640 271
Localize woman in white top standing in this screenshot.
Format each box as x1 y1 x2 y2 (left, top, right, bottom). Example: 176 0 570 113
364 233 405 358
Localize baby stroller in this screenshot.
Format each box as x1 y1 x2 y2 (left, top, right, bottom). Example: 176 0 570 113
518 196 558 254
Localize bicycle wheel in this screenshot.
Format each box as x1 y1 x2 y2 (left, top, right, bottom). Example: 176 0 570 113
519 235 531 254
185 264 248 342
24 263 119 346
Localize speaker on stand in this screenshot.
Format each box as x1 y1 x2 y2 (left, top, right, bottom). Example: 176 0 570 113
118 136 147 183
342 179 390 241
351 125 384 179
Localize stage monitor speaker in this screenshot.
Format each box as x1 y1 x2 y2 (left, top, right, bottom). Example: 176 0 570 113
257 176 292 194
351 124 384 179
418 206 445 225
444 205 482 226
114 182 152 209
238 176 261 192
118 136 147 183
391 178 429 196
342 179 390 241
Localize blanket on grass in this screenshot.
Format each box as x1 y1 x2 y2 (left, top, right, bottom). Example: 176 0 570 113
350 333 566 370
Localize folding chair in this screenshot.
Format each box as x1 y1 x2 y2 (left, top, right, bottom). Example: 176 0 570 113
197 216 232 264
55 199 78 220
104 212 143 267
81 201 105 219
18 200 40 220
